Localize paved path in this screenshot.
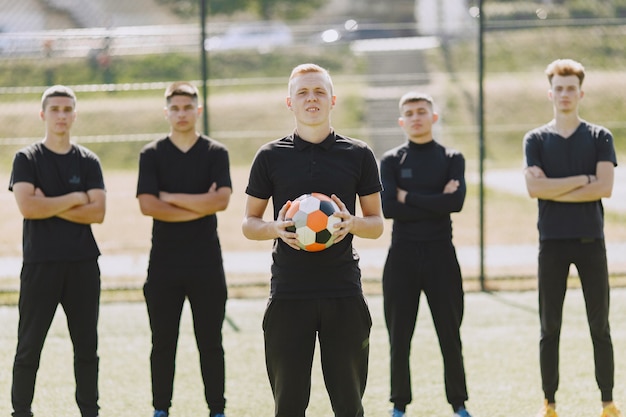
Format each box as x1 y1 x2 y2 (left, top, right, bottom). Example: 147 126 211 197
480 166 626 212
2 241 626 283
2 167 626 282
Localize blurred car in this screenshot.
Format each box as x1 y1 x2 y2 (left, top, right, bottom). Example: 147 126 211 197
205 21 293 53
314 19 417 44
0 32 45 57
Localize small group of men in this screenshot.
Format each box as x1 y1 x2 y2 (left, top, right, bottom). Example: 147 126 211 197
7 59 622 417
9 81 229 417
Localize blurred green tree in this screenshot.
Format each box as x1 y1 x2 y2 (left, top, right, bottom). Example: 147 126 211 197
157 0 326 20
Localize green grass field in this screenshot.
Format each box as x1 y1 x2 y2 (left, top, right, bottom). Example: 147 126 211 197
1 289 626 416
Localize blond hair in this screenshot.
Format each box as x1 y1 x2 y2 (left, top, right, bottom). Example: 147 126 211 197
288 63 334 95
545 59 585 86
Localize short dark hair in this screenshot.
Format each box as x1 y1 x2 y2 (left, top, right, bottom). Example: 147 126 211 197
165 81 199 105
398 91 434 113
545 59 585 86
41 85 76 110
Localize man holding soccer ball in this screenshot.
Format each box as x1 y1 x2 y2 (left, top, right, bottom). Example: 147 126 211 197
242 63 383 417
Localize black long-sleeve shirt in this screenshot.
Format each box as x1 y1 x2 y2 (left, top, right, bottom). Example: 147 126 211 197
380 139 465 242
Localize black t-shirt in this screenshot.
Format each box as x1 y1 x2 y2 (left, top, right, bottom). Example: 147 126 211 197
136 135 232 267
524 121 617 240
380 140 466 242
9 142 104 263
245 131 382 299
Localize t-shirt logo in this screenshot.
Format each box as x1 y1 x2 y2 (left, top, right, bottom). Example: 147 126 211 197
69 175 81 185
401 168 412 179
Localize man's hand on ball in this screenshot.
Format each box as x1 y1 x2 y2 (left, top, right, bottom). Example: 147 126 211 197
276 200 300 250
330 194 353 244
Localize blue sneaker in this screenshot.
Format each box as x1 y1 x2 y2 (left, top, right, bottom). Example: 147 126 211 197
213 414 225 417
454 407 472 417
153 411 168 417
391 408 405 417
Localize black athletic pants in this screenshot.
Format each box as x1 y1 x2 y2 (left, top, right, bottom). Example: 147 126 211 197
538 238 614 403
263 296 372 417
382 239 468 412
12 260 101 417
144 264 227 415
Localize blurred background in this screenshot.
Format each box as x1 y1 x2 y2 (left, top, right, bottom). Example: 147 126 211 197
1 0 626 296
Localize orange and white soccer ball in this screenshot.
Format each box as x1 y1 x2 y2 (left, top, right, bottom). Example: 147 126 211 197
285 192 341 252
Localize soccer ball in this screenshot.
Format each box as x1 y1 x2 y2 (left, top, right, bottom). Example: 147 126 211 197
285 192 341 252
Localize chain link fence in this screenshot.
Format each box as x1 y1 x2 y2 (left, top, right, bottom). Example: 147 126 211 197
1 1 626 293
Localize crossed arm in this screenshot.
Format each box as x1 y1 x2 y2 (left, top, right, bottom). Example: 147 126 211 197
12 182 106 224
138 182 231 222
524 161 614 202
396 178 463 206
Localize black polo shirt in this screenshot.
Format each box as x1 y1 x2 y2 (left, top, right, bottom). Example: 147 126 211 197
524 120 617 240
246 131 382 299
